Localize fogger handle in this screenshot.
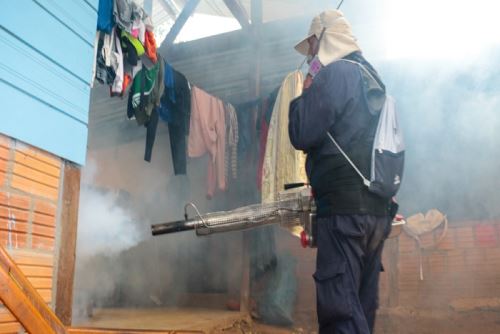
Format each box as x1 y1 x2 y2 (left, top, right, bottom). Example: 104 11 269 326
151 219 196 236
284 182 307 190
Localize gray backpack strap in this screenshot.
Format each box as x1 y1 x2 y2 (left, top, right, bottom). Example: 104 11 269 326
338 59 377 85
326 131 371 188
339 59 386 114
325 59 384 189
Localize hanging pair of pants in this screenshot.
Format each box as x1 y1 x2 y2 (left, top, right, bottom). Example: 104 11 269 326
314 214 391 334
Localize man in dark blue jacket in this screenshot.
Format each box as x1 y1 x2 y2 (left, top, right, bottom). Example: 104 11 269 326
289 10 392 334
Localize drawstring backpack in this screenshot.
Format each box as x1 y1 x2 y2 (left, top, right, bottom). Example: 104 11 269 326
326 61 405 199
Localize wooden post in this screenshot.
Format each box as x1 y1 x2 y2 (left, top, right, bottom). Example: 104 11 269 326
250 0 263 96
55 162 81 326
239 0 263 315
239 233 251 314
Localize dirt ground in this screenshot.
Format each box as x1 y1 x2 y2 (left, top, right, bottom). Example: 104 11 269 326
256 309 500 334
242 308 500 334
292 307 500 334
75 307 500 333
374 307 500 334
74 308 303 333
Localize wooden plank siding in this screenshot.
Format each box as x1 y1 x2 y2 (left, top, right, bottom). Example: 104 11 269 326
0 9 86 329
0 1 97 165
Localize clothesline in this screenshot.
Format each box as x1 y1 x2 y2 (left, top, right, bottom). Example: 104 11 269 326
93 0 298 200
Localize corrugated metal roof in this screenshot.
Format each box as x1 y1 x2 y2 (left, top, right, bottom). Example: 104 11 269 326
162 16 309 103
175 0 332 22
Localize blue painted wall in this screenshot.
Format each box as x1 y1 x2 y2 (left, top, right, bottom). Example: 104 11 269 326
0 0 98 165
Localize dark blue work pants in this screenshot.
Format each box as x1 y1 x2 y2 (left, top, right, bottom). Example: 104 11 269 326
315 215 391 334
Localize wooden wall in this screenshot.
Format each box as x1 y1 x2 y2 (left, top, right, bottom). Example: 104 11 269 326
0 0 98 165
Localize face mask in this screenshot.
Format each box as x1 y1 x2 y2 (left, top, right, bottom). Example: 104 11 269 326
306 28 326 78
308 55 323 78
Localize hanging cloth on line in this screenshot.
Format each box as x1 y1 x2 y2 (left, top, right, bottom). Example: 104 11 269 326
257 87 279 190
114 0 134 32
157 64 191 175
97 0 113 33
144 30 158 64
261 71 307 204
127 62 158 125
224 103 239 182
188 86 226 198
111 27 124 95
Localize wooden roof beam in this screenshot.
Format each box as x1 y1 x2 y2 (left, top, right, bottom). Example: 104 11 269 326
157 0 179 18
163 0 201 47
223 0 250 29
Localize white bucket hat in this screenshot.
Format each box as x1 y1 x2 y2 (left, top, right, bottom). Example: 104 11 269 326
295 10 361 66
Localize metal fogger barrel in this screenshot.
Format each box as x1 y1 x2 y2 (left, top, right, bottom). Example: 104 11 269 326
151 185 405 249
151 186 315 237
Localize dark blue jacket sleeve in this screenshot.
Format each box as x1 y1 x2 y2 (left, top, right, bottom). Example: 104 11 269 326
289 62 360 152
289 68 341 152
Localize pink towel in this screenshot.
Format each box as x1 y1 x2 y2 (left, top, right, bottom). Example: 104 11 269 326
188 86 226 198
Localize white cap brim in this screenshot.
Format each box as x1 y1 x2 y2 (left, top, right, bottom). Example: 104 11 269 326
294 33 314 56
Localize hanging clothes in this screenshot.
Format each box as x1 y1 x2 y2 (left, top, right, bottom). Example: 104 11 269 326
127 58 162 126
113 0 133 32
144 30 158 64
131 17 146 43
158 64 191 174
102 32 114 67
261 71 307 204
142 57 164 162
90 32 99 87
158 62 174 123
144 108 159 162
121 30 145 66
257 87 279 190
121 73 132 95
111 28 124 95
224 103 239 183
149 56 164 115
95 32 116 85
97 0 114 33
188 86 226 198
143 14 154 32
235 98 259 156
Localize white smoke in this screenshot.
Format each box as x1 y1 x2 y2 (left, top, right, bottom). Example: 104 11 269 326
76 159 142 257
